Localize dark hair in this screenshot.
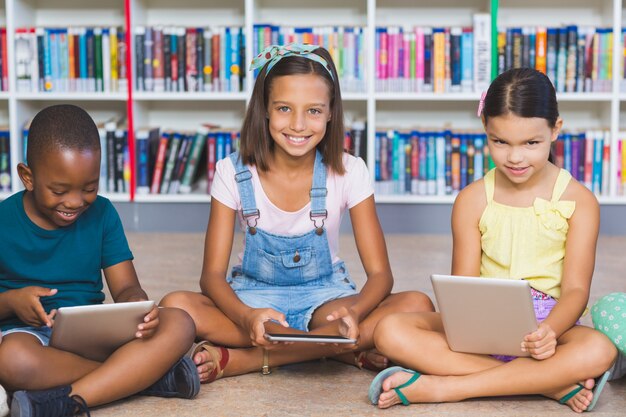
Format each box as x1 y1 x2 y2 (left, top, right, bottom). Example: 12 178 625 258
482 68 559 162
27 104 100 169
239 46 345 175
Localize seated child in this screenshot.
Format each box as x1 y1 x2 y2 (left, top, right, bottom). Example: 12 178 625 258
368 68 616 412
0 105 199 417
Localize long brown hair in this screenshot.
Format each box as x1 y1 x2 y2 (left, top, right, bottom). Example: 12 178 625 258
239 46 345 175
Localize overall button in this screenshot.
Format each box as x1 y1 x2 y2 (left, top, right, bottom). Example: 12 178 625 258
293 250 301 263
316 228 324 236
249 227 257 235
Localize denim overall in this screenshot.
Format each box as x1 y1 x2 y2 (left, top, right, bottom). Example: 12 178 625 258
226 151 357 331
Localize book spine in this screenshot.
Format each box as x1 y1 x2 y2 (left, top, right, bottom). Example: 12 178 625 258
94 28 103 92
179 128 208 193
150 133 170 194
135 129 150 195
473 14 491 92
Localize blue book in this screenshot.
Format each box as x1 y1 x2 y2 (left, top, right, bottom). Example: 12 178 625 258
435 132 446 195
460 29 473 92
78 28 88 91
444 131 452 194
418 132 427 195
459 135 468 190
592 133 603 194
426 132 436 195
473 135 484 182
135 128 152 194
563 133 572 174
374 132 382 182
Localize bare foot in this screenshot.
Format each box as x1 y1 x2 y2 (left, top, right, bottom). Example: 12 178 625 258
545 379 595 413
191 343 230 383
377 370 447 409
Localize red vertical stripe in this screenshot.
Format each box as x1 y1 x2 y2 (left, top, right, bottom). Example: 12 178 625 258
124 0 135 201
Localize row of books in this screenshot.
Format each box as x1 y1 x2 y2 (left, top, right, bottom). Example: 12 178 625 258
374 15 491 93
135 26 245 93
135 126 240 195
253 25 366 93
554 131 610 195
97 120 131 194
0 130 10 192
135 120 370 196
15 27 128 93
374 129 613 197
496 26 621 93
21 118 130 194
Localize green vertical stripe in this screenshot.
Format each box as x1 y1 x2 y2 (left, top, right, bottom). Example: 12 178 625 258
491 0 499 81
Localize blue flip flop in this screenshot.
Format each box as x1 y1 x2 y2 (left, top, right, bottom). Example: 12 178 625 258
558 370 611 411
368 365 421 406
587 370 611 411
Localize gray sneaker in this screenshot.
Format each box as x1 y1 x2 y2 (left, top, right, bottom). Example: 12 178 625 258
11 385 89 417
140 356 200 399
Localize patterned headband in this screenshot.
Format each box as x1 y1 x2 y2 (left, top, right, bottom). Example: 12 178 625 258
250 43 334 79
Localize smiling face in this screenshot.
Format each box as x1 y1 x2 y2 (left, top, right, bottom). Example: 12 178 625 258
267 73 332 161
484 113 561 186
19 148 100 230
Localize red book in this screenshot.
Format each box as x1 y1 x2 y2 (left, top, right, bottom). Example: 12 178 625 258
0 29 7 90
206 133 216 194
150 133 170 194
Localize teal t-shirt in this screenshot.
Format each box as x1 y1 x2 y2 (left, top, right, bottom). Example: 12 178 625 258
0 191 134 331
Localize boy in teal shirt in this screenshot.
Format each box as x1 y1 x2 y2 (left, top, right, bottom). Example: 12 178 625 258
0 105 198 416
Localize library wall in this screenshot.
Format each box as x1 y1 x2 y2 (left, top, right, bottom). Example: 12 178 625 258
0 0 625 233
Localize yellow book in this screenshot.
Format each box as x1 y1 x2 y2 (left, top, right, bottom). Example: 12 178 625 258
535 27 547 74
433 29 445 93
110 27 118 92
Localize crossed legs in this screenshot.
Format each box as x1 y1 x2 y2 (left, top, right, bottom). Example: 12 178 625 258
371 312 617 412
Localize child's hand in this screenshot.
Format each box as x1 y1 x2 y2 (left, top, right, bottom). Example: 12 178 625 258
9 287 58 327
326 306 360 343
521 322 557 360
135 304 160 339
244 308 289 347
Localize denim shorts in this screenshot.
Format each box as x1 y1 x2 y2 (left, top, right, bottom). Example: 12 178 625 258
2 326 52 346
227 261 358 331
492 288 577 362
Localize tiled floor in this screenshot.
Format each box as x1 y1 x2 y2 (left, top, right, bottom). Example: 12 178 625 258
91 233 626 416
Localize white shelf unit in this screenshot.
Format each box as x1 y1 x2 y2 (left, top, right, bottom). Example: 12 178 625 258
0 0 624 206
5 0 130 199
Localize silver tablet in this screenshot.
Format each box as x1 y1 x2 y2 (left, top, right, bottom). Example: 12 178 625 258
265 333 356 344
50 301 155 362
431 274 537 357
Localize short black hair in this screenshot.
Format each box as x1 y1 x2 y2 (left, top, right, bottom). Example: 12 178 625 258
26 104 100 168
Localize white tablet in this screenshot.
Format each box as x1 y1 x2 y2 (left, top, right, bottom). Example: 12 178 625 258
265 333 356 344
50 301 155 362
431 274 537 357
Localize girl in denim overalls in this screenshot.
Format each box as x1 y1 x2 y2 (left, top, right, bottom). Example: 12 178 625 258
161 44 434 383
368 68 616 412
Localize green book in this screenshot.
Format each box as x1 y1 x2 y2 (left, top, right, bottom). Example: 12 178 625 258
94 27 103 92
179 127 208 194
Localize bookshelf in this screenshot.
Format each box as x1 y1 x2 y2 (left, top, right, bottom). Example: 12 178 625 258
0 0 624 214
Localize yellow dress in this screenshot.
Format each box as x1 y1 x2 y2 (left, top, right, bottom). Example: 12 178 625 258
479 168 575 299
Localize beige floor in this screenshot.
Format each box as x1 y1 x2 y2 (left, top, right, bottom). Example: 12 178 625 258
92 233 626 417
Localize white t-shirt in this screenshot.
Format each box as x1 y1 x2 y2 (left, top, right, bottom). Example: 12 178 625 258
211 153 374 264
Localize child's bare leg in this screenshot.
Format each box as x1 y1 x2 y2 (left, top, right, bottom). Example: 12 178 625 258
162 291 435 380
374 313 616 411
0 307 195 408
310 291 434 369
0 334 100 391
68 307 195 406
